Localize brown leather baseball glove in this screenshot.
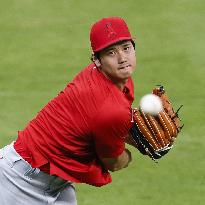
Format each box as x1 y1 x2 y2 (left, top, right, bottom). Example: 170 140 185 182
130 86 183 161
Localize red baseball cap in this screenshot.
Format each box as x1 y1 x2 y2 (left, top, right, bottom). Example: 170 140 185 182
90 17 133 52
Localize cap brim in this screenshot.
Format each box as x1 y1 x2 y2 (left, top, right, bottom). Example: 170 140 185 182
93 37 133 52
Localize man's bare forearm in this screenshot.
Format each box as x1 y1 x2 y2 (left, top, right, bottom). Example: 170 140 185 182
101 149 132 172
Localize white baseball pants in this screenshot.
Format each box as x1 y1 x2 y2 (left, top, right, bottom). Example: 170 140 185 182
0 142 77 205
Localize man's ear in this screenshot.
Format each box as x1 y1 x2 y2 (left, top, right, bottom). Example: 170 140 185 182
94 58 101 67
91 53 101 67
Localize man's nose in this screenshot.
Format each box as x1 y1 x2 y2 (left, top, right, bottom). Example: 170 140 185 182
118 51 127 64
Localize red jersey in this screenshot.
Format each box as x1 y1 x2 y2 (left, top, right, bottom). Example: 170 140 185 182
14 63 134 187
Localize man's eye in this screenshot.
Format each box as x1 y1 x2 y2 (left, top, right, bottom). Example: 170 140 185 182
108 51 115 55
124 46 130 51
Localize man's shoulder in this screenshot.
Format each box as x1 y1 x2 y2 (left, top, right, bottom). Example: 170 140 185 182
63 63 111 115
76 63 97 76
73 63 111 98
72 63 105 86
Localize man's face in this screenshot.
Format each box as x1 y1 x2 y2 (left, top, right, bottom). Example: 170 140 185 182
97 40 136 84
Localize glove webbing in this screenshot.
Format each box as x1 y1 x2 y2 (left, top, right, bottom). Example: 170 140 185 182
130 122 161 160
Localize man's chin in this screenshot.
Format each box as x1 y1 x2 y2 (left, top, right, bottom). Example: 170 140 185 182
116 74 132 83
119 70 133 79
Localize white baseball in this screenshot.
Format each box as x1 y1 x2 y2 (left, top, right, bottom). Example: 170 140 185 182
140 94 163 115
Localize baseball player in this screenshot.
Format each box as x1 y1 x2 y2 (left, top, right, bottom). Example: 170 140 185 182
0 17 136 205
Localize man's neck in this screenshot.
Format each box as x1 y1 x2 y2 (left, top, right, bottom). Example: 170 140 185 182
115 81 127 91
98 68 128 91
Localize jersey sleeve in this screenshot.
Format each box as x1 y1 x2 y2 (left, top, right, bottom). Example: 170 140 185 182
91 102 132 158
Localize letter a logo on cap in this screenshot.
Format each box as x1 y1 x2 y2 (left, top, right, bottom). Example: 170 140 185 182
105 22 117 39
